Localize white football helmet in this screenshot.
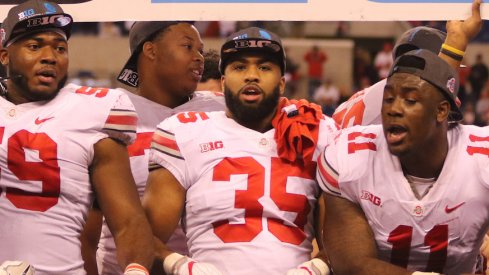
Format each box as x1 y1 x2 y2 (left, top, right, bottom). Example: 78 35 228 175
0 261 35 275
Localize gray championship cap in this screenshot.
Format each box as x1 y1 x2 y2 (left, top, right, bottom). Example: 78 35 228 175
117 21 182 87
220 27 286 76
1 0 73 47
393 26 446 59
389 49 462 122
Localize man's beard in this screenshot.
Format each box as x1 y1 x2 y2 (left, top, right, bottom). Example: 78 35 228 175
224 84 281 125
9 64 67 102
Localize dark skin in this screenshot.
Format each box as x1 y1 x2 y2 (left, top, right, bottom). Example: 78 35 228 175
0 32 68 104
0 31 155 271
324 77 450 275
382 73 449 178
137 23 204 108
143 54 286 263
221 53 285 133
322 1 483 274
143 52 327 271
81 23 205 274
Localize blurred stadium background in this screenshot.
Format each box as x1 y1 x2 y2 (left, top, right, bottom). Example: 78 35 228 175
67 21 489 125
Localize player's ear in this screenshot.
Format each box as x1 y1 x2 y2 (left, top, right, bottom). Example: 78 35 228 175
142 41 156 61
220 75 226 92
0 48 9 66
437 100 450 123
279 76 285 96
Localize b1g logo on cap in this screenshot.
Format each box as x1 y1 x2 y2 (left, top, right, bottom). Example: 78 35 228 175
18 9 35 20
234 39 273 49
27 15 71 28
447 77 456 94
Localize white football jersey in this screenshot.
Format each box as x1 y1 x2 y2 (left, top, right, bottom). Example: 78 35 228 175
0 84 137 275
149 111 337 275
332 79 386 128
317 124 489 274
97 90 225 275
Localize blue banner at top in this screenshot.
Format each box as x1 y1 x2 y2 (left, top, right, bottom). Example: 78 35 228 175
370 0 472 2
152 0 306 2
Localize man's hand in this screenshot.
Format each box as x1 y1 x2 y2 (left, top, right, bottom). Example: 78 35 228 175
163 253 223 275
445 0 482 51
286 259 330 275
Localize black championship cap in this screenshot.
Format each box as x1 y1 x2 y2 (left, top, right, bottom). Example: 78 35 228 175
1 0 73 47
393 26 446 60
389 49 462 122
117 21 181 87
220 27 285 76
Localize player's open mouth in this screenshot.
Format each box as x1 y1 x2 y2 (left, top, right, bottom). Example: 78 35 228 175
240 85 263 102
37 70 57 84
191 69 202 81
386 125 407 144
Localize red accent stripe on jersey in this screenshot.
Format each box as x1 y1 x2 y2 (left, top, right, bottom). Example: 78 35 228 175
152 131 179 152
104 110 137 135
106 114 137 126
318 157 339 188
151 128 184 159
318 152 340 196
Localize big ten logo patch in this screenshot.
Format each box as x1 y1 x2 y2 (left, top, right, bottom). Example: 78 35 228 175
200 141 223 153
361 190 381 206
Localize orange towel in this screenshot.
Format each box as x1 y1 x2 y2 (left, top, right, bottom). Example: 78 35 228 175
272 97 323 164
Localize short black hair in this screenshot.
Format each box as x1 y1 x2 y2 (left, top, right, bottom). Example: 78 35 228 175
201 49 221 82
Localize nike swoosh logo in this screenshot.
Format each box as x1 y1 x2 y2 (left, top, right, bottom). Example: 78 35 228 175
445 202 465 213
35 116 54 125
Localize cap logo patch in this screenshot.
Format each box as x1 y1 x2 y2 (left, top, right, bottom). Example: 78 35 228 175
44 3 58 14
118 69 139 87
447 77 456 94
18 9 35 20
55 16 72 27
234 39 273 49
259 30 272 40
